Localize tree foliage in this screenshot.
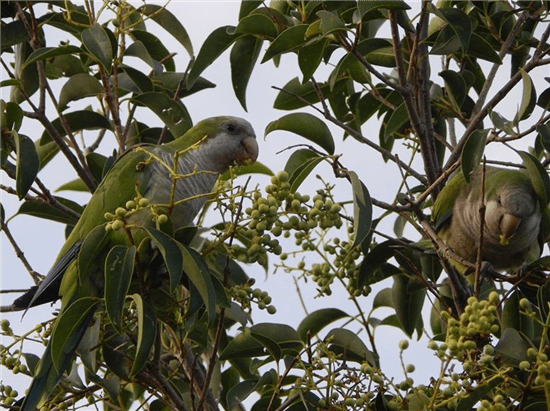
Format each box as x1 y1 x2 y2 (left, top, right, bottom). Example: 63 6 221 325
2 1 550 410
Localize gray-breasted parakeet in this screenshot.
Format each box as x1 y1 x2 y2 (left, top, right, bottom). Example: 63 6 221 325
432 165 549 272
16 116 258 411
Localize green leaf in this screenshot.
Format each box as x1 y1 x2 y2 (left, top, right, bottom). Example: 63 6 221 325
325 328 377 366
261 25 308 63
273 77 347 110
105 245 136 333
78 224 111 283
265 113 335 154
316 11 346 36
456 377 504 411
283 149 325 193
51 297 99 372
15 132 39 199
518 150 550 207
132 92 192 139
143 227 183 291
56 178 89 193
439 70 467 110
392 274 425 338
467 33 501 64
226 379 261 411
431 8 471 54
349 171 372 248
138 4 193 57
39 111 113 145
461 129 487 183
297 308 349 342
239 1 263 19
384 102 409 139
118 66 154 94
188 26 238 88
180 244 217 325
515 69 536 123
235 13 278 39
298 38 329 84
537 87 550 110
357 0 410 20
17 196 83 225
124 41 163 73
501 291 534 340
220 160 273 181
230 35 262 111
81 23 113 73
220 323 303 360
22 45 82 71
58 73 103 111
128 294 157 377
489 111 515 135
130 30 175 72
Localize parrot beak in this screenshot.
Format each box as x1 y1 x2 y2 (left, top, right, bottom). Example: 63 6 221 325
499 213 521 245
235 136 259 165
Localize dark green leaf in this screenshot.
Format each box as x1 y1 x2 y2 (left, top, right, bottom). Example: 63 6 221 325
138 4 193 57
22 45 82 71
55 178 89 193
180 244 217 325
105 245 136 333
220 323 303 360
518 151 550 207
284 149 325 193
118 66 153 94
515 69 536 123
316 11 346 36
261 25 308 63
537 123 550 152
51 297 98 372
231 35 262 111
15 132 39 200
1 19 30 50
130 30 174 72
392 274 425 338
81 23 113 73
349 171 372 248
373 288 394 309
461 129 487 183
226 379 260 411
128 294 157 376
431 8 471 54
124 41 163 73
298 39 329 83
297 308 349 342
537 87 550 110
78 224 111 283
502 291 534 340
273 77 347 110
236 13 278 39
456 377 504 411
439 70 467 109
239 1 263 19
58 73 103 111
188 26 238 88
132 92 192 139
325 328 376 365
384 102 409 139
357 1 410 20
17 196 83 225
265 113 335 154
467 33 501 64
39 111 113 145
143 227 183 291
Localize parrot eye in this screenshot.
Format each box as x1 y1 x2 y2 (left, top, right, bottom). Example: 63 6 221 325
226 123 236 133
496 196 502 205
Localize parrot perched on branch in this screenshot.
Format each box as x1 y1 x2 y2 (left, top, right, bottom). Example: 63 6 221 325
432 165 549 273
13 116 258 411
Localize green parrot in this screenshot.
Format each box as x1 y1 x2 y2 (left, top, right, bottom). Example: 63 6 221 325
432 165 549 273
13 116 258 411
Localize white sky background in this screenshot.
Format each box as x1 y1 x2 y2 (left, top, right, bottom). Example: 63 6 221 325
1 0 549 405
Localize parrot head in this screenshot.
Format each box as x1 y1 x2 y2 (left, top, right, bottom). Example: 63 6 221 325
483 176 540 247
179 116 259 171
